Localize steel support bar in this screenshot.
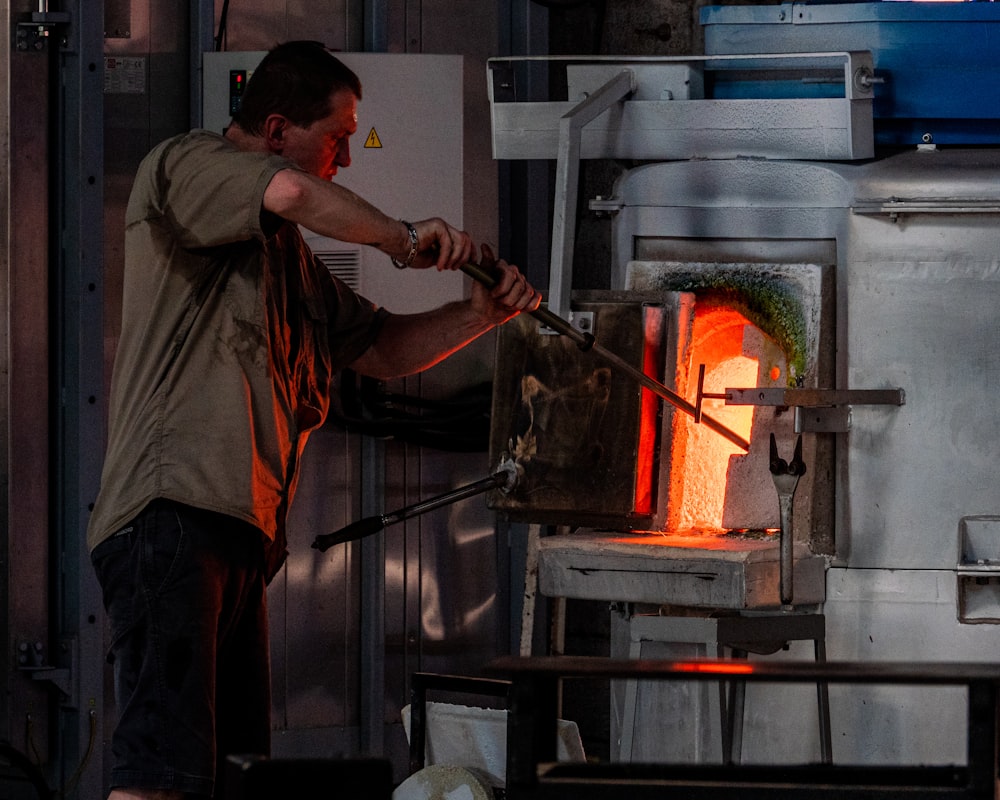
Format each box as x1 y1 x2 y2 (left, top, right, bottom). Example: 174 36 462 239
725 388 905 407
488 53 875 163
492 656 1000 800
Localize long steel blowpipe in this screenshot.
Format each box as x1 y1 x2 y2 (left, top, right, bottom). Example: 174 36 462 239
311 461 521 551
461 262 750 451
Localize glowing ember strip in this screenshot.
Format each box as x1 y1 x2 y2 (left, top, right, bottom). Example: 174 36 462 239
673 660 756 676
633 307 665 514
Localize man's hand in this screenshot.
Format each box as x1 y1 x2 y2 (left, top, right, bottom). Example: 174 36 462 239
406 218 476 271
470 244 542 325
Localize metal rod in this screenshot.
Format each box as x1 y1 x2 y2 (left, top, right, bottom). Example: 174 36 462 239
777 488 795 606
383 472 509 524
590 341 750 451
462 262 751 451
312 471 511 551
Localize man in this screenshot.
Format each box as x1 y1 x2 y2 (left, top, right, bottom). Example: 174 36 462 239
87 41 541 800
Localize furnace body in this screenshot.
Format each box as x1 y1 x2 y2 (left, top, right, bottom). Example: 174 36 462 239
487 0 1000 767
603 148 1000 764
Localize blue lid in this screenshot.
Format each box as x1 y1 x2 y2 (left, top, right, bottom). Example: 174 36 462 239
701 2 1000 145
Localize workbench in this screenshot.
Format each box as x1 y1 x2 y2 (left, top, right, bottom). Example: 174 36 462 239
489 656 1000 799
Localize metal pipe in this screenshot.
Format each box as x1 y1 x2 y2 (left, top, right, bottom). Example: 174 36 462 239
312 467 518 551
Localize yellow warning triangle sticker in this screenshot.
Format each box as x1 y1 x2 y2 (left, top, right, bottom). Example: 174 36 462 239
364 128 382 148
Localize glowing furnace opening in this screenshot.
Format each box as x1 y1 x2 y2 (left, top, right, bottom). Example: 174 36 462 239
666 302 787 535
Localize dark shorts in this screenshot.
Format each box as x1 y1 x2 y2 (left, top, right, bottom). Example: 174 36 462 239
91 499 271 797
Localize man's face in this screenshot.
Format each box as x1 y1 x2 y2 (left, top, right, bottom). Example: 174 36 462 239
280 88 358 180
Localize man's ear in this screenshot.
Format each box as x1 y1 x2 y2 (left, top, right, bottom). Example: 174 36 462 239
262 115 289 153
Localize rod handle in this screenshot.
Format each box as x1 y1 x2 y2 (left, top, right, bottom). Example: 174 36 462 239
460 262 594 350
311 515 385 552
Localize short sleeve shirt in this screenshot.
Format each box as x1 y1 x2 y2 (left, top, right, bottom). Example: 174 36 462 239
86 130 386 551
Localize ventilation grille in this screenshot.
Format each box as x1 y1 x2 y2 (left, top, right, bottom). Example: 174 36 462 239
315 249 362 292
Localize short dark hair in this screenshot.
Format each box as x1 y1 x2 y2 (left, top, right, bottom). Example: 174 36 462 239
232 41 363 135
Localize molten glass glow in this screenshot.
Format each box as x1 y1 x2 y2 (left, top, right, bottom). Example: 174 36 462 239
670 306 759 533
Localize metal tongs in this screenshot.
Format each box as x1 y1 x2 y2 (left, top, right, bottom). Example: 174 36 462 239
311 459 521 551
769 433 806 606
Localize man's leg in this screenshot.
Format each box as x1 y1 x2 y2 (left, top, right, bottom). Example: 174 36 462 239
93 501 268 798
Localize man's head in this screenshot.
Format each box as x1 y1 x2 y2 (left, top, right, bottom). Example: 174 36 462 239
233 41 362 135
232 41 362 179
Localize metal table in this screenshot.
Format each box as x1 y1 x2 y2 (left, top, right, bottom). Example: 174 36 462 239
489 656 1000 800
616 611 831 765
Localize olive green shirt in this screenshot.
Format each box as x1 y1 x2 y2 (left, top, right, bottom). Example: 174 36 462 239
87 130 386 561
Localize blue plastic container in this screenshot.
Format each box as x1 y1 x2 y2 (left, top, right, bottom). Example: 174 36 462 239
701 1 1000 145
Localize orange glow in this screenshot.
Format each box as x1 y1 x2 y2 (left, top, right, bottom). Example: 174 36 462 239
670 306 758 532
673 660 756 675
604 532 776 549
769 365 782 382
634 308 665 514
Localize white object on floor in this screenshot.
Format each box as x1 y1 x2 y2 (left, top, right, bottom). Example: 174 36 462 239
392 764 495 800
401 701 586 787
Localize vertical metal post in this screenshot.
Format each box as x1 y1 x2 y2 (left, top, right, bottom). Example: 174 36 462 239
53 3 105 797
404 0 420 52
189 0 215 128
519 524 541 657
8 0 57 785
506 672 558 794
359 435 386 755
497 0 551 290
965 680 996 795
364 0 389 52
0 0 13 764
345 0 365 52
498 4 550 661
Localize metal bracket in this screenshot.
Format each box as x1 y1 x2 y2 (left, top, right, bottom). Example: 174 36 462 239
547 69 635 319
17 638 76 705
589 195 623 217
16 10 71 52
539 310 595 338
725 387 905 434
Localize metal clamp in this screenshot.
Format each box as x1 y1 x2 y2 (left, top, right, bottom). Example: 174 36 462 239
17 639 74 701
770 434 806 607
